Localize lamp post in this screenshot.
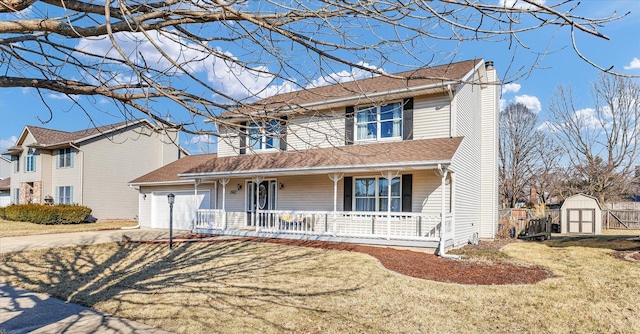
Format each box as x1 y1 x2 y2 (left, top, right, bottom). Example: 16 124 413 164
167 193 175 250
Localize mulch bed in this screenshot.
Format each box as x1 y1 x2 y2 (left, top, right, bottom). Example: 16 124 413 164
127 234 552 285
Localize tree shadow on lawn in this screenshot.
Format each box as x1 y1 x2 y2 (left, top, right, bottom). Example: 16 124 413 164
0 240 367 332
544 234 640 251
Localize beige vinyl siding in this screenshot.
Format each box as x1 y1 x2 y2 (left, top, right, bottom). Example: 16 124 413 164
40 150 53 203
216 124 241 157
277 175 342 211
451 79 484 246
138 192 151 227
413 170 448 213
81 123 181 219
50 150 80 204
412 95 452 140
287 110 345 150
479 67 499 238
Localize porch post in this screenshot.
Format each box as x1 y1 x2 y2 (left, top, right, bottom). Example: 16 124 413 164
438 164 449 256
220 178 230 230
328 173 343 237
382 171 398 240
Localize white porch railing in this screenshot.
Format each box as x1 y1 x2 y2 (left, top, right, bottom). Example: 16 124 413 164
195 209 453 242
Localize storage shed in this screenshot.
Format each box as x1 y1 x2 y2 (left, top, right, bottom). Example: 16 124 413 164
560 194 603 235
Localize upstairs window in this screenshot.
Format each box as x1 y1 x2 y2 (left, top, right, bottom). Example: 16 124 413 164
248 120 281 151
355 102 402 141
57 148 74 168
25 150 35 172
11 155 19 172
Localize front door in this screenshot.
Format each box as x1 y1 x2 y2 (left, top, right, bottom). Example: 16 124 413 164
246 180 277 227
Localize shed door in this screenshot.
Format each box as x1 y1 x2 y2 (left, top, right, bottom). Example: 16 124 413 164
566 209 595 234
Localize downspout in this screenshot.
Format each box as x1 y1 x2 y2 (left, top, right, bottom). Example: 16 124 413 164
447 84 455 138
438 163 460 260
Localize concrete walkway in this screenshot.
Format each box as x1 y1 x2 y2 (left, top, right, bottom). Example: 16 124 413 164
0 228 188 253
0 228 184 333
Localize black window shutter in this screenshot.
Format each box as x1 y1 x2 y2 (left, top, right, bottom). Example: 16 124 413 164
279 116 287 151
239 121 247 155
345 106 354 145
402 174 412 212
343 176 353 211
403 98 414 140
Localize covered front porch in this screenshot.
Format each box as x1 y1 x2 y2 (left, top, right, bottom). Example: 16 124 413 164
188 166 455 250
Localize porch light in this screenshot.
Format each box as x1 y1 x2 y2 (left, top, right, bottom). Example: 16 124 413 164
167 193 175 250
279 182 284 190
237 183 242 190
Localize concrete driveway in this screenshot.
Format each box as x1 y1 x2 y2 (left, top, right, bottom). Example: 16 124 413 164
0 228 184 333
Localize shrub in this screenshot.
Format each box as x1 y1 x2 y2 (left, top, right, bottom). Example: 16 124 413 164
0 204 92 224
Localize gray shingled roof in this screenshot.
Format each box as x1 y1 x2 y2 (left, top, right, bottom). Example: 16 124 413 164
130 137 463 184
220 59 481 119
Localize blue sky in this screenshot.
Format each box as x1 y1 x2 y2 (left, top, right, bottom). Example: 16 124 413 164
1 0 639 155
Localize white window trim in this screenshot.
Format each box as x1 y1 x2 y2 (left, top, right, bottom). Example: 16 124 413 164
354 102 403 142
353 175 402 212
248 121 282 151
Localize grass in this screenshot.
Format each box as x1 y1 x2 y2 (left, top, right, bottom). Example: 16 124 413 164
1 236 639 333
0 219 138 238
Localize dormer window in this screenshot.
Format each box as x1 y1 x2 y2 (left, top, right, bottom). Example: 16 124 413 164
355 102 402 141
248 120 281 151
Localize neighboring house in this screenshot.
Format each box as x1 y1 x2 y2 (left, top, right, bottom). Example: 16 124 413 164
130 59 499 250
0 156 10 179
2 119 186 219
0 178 9 207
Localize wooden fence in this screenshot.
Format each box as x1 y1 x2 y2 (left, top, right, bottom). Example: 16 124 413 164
605 210 640 230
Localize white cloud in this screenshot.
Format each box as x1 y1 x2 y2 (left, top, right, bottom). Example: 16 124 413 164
499 0 546 10
46 93 79 101
502 83 521 94
572 108 601 129
624 57 640 70
184 134 217 154
0 136 17 151
307 62 383 88
514 94 542 113
499 98 507 111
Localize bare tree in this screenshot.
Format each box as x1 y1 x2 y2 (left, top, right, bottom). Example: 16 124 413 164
0 0 630 138
499 102 545 208
548 74 640 204
529 134 565 205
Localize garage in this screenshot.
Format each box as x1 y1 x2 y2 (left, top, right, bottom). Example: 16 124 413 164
151 191 210 230
560 194 603 235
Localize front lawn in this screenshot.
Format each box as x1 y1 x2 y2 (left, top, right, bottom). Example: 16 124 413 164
0 237 638 333
0 219 138 238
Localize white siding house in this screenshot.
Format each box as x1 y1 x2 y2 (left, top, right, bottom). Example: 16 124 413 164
2 119 186 219
130 59 500 251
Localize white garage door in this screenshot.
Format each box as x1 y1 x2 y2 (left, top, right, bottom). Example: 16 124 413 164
151 191 210 230
0 194 10 207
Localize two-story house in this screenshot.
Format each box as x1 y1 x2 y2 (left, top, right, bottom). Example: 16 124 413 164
130 59 499 250
2 119 186 219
